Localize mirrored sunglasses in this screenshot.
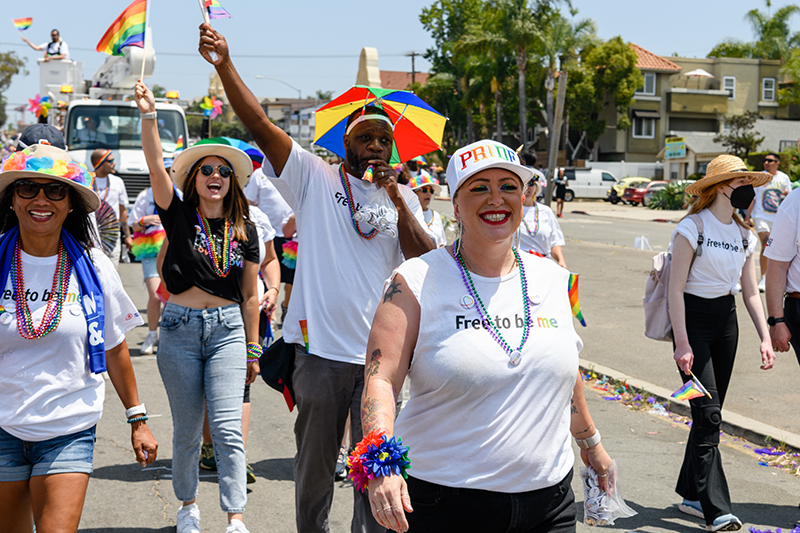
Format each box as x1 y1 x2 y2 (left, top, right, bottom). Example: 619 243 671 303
14 180 70 201
417 186 435 194
198 164 232 178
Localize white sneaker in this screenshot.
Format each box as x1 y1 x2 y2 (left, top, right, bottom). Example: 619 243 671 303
758 275 766 293
226 519 249 533
140 331 158 355
177 503 201 533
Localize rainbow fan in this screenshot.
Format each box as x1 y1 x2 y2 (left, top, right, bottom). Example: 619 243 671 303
95 200 120 258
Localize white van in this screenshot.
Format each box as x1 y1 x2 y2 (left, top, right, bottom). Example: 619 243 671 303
563 168 618 201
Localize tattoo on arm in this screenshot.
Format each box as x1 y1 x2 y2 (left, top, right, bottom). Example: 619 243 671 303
570 399 578 415
361 396 394 433
365 349 382 381
573 424 595 437
383 281 402 303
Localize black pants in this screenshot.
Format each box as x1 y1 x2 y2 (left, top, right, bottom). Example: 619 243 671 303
782 297 800 366
674 293 738 524
404 470 576 533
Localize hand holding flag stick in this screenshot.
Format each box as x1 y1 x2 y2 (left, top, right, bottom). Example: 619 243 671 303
671 371 712 401
196 0 218 62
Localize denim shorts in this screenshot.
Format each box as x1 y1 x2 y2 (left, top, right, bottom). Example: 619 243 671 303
142 257 159 280
0 426 96 482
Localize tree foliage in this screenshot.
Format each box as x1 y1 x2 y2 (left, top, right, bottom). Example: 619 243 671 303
714 111 764 159
709 1 800 61
152 85 166 98
0 51 27 129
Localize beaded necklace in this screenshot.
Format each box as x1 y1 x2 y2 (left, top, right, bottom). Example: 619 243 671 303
451 240 531 366
522 204 539 236
92 176 111 203
425 210 435 227
338 164 378 240
12 240 72 339
195 209 233 277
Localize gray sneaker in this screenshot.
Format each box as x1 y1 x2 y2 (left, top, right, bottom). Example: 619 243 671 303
140 331 158 355
177 503 201 533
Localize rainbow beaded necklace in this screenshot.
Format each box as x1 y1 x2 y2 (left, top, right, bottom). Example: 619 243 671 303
12 239 72 339
451 240 531 366
195 209 233 277
338 164 378 240
522 204 539 236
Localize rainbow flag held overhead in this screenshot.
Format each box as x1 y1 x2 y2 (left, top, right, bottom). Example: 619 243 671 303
671 376 711 401
12 18 32 31
175 135 184 151
568 273 586 327
96 0 146 56
299 319 309 352
205 0 231 19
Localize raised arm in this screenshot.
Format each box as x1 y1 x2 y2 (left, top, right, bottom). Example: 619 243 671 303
134 81 173 210
21 36 43 51
198 24 293 175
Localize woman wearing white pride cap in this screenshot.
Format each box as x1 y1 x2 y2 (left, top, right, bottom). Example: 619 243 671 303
356 139 612 532
516 178 567 268
0 144 157 532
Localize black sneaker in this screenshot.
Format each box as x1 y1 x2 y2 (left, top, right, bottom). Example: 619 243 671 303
199 442 216 470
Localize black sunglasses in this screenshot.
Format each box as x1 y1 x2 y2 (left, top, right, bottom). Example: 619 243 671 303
765 158 779 163
14 180 69 201
198 164 232 178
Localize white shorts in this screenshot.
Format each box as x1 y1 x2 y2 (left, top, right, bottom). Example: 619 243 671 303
753 218 773 234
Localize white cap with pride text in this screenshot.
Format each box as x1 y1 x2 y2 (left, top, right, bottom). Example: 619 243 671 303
446 140 534 202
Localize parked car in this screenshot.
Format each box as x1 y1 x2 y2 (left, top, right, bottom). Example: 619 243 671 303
642 182 670 207
622 180 668 206
606 177 652 204
562 168 618 201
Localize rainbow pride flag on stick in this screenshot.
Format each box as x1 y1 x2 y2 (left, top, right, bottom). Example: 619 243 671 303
568 273 586 327
299 319 309 352
205 0 231 19
671 374 712 401
12 18 32 31
96 0 146 56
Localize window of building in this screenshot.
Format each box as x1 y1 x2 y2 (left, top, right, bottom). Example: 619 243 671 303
762 77 776 101
633 117 656 138
636 72 656 95
723 76 736 100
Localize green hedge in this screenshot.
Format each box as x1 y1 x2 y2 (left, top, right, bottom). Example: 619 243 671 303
648 181 690 210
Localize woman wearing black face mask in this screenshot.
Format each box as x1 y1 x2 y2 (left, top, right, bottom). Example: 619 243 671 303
667 154 775 531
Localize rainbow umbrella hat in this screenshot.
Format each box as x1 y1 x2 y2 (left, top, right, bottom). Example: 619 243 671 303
314 86 447 164
193 137 264 170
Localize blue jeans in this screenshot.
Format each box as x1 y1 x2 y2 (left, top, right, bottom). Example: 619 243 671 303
157 302 247 513
0 426 95 482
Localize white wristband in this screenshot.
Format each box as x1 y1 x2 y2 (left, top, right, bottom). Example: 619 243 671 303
125 403 147 418
140 111 157 120
575 430 601 450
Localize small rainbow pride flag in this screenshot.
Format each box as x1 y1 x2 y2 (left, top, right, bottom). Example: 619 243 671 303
175 135 184 151
671 375 711 401
96 0 146 56
205 0 231 19
568 273 586 327
299 319 309 352
12 18 32 31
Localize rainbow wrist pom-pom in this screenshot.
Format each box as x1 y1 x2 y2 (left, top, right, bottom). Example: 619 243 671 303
281 240 298 269
347 430 410 493
246 341 262 362
130 229 166 260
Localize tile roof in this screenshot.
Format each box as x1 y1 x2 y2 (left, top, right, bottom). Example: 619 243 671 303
631 44 682 72
380 71 429 90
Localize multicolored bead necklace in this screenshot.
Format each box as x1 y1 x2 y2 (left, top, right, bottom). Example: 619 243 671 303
522 204 539 236
338 164 378 240
451 240 531 366
196 209 232 277
12 239 72 339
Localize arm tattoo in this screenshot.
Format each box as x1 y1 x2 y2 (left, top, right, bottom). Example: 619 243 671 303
383 280 402 303
573 424 595 437
570 399 578 415
365 349 382 381
361 396 394 433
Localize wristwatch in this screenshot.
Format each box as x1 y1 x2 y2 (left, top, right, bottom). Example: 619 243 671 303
768 316 786 327
575 430 601 450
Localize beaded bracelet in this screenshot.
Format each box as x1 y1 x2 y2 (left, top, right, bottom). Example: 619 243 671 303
127 415 149 424
139 216 147 227
247 341 262 362
347 430 411 492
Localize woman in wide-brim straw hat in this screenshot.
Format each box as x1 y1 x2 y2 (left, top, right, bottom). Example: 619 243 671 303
135 79 263 533
358 139 614 532
0 144 157 532
668 153 774 530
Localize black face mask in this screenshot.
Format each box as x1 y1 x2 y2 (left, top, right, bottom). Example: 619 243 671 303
725 184 755 209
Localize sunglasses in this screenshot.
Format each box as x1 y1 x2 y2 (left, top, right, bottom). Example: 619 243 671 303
103 158 115 165
198 164 233 178
14 180 69 201
765 159 779 163
417 186 434 194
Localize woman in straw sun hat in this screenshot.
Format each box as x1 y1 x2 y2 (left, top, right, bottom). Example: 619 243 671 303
669 154 774 531
0 144 157 532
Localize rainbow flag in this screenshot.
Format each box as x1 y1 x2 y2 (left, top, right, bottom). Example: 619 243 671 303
671 376 711 401
12 18 32 31
568 273 586 327
205 0 231 19
96 0 146 56
299 319 309 352
175 135 184 151
281 240 297 269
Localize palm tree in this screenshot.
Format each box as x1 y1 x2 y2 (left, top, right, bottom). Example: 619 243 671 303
710 1 800 62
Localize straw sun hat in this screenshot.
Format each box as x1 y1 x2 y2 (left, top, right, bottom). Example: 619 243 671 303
685 154 771 196
170 143 253 193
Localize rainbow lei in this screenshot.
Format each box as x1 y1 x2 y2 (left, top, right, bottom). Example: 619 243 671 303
338 164 378 240
347 430 411 493
196 209 233 277
12 240 72 340
3 149 92 187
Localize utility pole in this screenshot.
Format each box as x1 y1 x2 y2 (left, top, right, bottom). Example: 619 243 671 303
405 51 421 85
544 70 568 207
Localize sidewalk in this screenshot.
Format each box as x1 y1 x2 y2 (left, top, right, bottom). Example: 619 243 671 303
566 199 686 223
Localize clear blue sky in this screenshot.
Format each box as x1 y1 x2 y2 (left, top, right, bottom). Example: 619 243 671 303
1 0 791 125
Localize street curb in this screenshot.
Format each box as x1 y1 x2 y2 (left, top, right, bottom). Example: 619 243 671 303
567 210 682 224
580 358 800 450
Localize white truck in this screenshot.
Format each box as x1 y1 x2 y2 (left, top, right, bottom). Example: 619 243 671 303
39 34 188 197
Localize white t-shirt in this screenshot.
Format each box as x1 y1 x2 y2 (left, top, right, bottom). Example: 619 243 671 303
243 169 294 238
517 203 564 257
423 209 446 248
752 170 792 223
248 205 276 265
94 174 129 221
671 209 755 299
764 187 800 292
0 247 142 441
261 140 430 364
41 40 69 59
393 248 581 492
